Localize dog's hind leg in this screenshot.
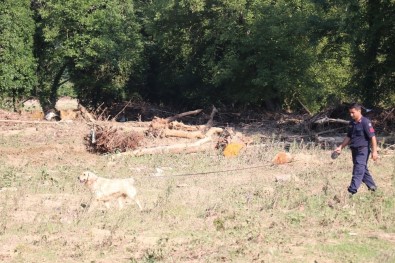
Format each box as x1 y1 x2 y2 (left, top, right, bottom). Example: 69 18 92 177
126 188 143 210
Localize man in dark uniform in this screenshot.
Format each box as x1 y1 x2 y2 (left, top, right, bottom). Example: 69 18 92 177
335 103 378 195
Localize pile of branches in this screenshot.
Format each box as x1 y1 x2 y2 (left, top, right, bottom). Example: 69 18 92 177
84 125 143 153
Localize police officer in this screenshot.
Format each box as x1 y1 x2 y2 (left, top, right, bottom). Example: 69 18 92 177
335 103 378 195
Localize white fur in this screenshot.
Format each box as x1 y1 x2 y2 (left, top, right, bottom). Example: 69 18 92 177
78 171 142 211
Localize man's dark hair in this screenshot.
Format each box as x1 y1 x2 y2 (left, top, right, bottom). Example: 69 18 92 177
349 103 362 110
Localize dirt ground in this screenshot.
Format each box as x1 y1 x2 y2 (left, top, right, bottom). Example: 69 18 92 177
0 109 395 263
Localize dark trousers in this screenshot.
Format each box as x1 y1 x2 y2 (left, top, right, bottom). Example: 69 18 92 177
348 147 376 194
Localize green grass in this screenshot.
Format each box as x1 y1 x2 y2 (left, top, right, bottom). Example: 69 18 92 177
319 238 395 263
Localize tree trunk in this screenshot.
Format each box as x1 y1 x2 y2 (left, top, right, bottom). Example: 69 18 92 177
49 62 68 109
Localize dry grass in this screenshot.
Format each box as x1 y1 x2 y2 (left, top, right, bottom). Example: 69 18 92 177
0 121 394 262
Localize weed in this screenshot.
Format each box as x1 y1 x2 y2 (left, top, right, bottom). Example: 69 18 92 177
1 168 18 188
142 248 164 263
213 217 225 231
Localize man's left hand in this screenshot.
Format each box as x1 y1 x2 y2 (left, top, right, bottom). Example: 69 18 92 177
372 151 378 161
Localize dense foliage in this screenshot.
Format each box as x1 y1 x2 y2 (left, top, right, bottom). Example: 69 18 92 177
0 0 37 109
0 0 394 111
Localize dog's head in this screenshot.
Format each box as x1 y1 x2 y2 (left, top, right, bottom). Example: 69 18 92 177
78 171 98 185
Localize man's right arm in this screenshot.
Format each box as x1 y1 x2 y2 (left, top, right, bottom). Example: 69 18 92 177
335 137 350 153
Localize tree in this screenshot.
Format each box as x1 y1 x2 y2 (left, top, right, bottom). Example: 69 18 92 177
33 0 143 107
312 0 395 108
139 0 320 110
0 0 37 110
348 0 395 107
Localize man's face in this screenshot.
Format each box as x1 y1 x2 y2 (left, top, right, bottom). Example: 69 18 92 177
349 108 362 121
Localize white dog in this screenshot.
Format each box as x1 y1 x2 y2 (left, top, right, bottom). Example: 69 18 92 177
78 171 142 211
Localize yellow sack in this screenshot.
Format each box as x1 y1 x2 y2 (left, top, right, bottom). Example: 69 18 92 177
223 142 244 157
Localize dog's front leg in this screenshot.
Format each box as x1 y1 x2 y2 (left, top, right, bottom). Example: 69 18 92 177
135 198 143 211
117 197 125 210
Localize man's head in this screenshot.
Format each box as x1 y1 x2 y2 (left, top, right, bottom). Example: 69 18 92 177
348 103 362 121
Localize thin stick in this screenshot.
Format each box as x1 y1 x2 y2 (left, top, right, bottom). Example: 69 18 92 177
165 109 203 122
112 100 131 121
297 98 312 116
94 102 105 115
382 108 394 122
97 107 108 121
205 105 218 128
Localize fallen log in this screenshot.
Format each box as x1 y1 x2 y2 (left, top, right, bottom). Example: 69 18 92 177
116 127 223 156
163 129 205 139
169 121 201 131
314 117 349 125
118 136 213 157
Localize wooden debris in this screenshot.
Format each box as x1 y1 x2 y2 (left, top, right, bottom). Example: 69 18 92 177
165 109 203 122
79 104 96 123
85 126 142 153
314 117 349 125
205 105 218 128
162 129 205 139
147 106 219 139
119 137 213 157
84 106 251 157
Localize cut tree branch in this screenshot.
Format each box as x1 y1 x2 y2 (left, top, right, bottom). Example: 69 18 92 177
205 105 218 128
165 109 203 122
112 100 131 121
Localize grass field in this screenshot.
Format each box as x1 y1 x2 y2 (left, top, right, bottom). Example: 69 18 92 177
0 120 394 262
